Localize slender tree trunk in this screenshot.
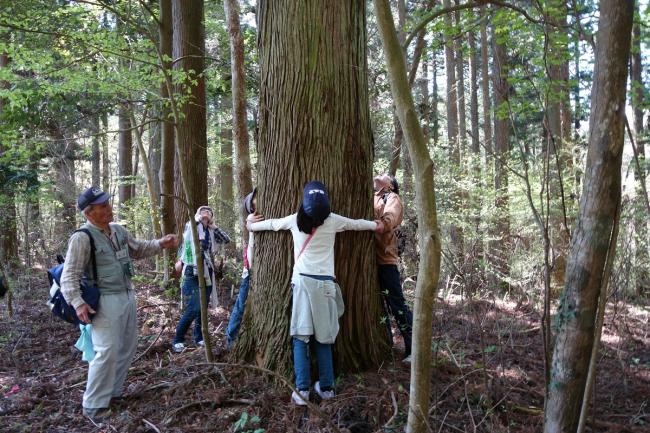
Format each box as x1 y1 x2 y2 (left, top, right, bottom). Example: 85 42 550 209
454 1 467 146
490 21 510 289
373 2 442 432
236 0 389 376
480 5 493 167
544 0 572 292
388 0 407 177
218 93 235 252
0 50 18 264
468 23 483 289
443 0 464 270
49 126 77 243
130 110 162 239
224 0 253 234
159 0 176 284
91 115 100 187
118 103 134 212
148 111 162 200
630 2 648 295
101 112 110 192
543 2 634 432
432 50 440 147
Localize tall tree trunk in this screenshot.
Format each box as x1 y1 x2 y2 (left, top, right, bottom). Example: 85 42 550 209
388 0 407 177
171 0 211 360
0 50 18 264
443 0 464 270
431 49 440 147
148 111 162 200
118 104 134 212
219 93 235 252
480 5 493 169
544 0 572 291
490 21 510 289
630 2 648 295
543 2 633 432
236 0 389 376
454 1 467 146
91 115 100 187
101 112 110 192
468 23 483 289
27 140 44 257
130 110 162 239
159 0 176 285
48 124 77 244
172 0 208 214
224 0 253 234
373 2 442 432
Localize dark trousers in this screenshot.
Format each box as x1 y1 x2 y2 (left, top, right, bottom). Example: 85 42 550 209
378 264 413 356
173 272 212 344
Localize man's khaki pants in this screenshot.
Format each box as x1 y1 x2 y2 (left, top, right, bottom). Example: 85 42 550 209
83 290 138 409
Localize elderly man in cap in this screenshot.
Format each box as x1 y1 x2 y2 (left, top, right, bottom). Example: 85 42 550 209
374 174 413 363
60 187 178 423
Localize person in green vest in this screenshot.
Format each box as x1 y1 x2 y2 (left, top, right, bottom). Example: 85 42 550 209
60 187 178 424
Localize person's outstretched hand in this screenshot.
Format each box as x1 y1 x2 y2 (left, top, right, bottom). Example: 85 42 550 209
159 234 179 249
246 213 264 231
374 219 385 233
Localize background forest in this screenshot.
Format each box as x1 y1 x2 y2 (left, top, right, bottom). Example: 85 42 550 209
0 1 648 432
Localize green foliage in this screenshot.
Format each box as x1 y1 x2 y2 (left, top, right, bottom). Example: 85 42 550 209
232 411 264 433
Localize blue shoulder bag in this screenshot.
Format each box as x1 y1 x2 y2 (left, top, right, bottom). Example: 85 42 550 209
47 228 100 325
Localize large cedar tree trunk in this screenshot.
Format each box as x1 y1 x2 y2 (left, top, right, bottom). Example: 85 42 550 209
236 0 389 376
543 2 634 431
172 0 208 214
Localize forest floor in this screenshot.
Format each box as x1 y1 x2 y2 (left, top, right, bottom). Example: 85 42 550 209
1 274 649 433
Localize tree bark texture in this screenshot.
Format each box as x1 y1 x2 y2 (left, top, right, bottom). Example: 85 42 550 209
490 23 510 288
373 1 443 432
171 0 212 361
454 2 467 146
543 2 633 431
630 3 648 294
172 0 208 213
0 50 18 264
91 115 100 187
544 0 572 291
218 93 235 252
443 0 464 269
480 6 493 166
468 24 483 289
236 0 389 376
224 0 254 234
101 113 110 192
118 104 134 210
159 0 176 240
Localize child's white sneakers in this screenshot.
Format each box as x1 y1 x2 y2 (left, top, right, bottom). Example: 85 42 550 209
291 389 310 405
314 381 335 400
